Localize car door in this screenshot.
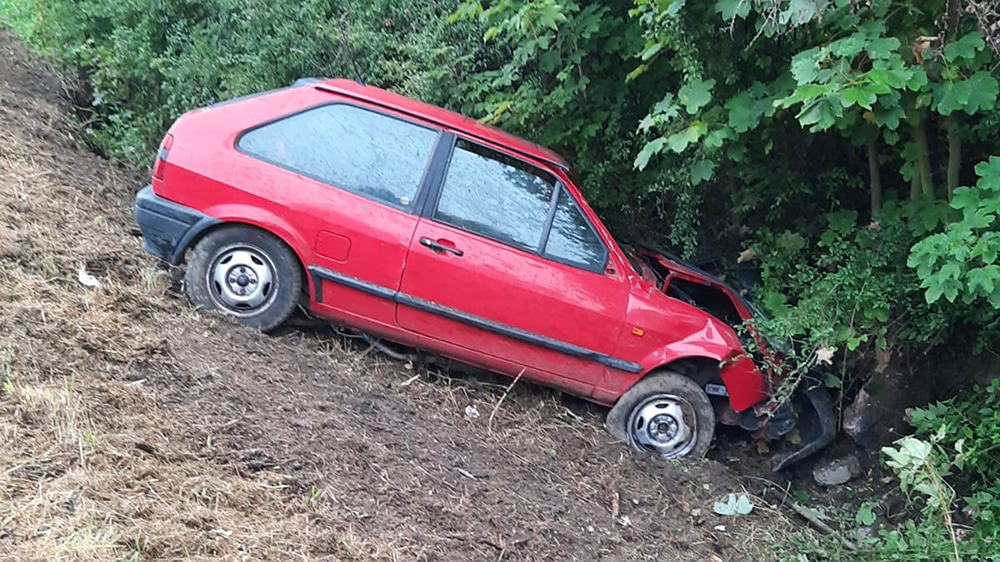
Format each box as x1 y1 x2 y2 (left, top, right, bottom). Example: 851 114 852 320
235 101 442 326
396 137 633 386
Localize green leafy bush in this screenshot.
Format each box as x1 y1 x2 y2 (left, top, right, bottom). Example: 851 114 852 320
870 382 1000 560
910 157 1000 308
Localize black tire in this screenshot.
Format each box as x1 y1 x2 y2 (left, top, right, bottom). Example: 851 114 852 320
605 370 716 460
184 225 302 331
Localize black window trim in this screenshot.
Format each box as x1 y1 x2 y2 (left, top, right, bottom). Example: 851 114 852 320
234 100 444 214
425 135 610 275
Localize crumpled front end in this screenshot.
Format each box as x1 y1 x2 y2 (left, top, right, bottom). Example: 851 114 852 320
635 244 838 471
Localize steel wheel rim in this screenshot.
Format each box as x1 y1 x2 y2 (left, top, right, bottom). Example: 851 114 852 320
205 244 277 316
627 393 698 459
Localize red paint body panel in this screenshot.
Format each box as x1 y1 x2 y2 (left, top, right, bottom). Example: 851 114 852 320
149 78 773 415
397 218 628 389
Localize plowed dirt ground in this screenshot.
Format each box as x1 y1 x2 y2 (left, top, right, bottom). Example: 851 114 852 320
0 30 805 561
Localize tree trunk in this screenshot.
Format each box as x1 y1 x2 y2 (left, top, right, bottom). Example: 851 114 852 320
947 115 962 201
913 113 935 197
947 0 962 43
867 137 882 214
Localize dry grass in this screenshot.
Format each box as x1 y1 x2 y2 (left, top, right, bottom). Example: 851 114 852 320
0 41 405 561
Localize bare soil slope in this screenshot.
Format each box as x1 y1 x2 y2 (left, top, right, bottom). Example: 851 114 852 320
0 30 798 561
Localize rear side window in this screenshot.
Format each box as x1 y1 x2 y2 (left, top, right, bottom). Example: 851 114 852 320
434 139 556 252
543 187 607 271
238 104 438 209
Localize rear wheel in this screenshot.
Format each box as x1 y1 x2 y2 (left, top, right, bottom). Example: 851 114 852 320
606 370 716 460
184 225 301 331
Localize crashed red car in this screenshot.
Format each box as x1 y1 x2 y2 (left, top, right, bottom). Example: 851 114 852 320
134 77 835 469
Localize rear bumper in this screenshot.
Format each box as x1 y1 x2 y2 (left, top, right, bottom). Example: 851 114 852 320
134 185 219 264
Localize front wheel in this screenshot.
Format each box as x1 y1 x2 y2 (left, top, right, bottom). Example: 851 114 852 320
605 370 716 460
184 225 302 331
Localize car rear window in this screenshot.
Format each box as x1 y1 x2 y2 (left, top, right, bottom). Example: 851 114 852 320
434 139 556 252
238 104 439 209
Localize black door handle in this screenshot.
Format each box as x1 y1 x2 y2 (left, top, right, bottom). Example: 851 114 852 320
420 237 464 257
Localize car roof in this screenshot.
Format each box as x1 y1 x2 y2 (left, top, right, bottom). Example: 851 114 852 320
314 79 571 172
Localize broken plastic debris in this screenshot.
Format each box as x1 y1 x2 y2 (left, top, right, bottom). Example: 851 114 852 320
77 267 101 289
464 405 480 419
713 493 754 516
815 346 836 366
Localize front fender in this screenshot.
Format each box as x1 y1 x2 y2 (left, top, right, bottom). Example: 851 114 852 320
638 318 768 412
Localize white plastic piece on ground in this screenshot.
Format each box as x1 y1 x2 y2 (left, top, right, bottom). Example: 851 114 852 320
77 267 101 289
464 405 480 419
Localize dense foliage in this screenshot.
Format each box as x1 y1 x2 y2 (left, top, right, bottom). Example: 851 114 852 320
4 0 1000 557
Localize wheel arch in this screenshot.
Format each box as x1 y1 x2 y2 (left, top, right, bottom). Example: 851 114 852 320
180 218 311 300
610 351 767 414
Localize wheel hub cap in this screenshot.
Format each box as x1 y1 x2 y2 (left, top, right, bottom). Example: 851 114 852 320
627 394 697 459
209 247 275 314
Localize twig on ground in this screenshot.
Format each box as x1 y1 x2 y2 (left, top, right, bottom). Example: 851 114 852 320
488 369 524 437
747 476 857 551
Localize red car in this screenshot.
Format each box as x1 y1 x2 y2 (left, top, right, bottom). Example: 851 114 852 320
134 78 834 469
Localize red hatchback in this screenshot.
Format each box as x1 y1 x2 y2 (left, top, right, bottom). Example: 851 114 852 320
134 78 835 469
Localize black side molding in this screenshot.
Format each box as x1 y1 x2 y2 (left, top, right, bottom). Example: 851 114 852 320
308 266 643 374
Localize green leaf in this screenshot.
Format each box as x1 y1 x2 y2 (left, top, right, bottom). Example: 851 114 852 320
975 156 1000 186
934 72 997 115
704 128 728 149
967 267 996 296
934 79 972 116
925 282 944 304
716 0 750 20
691 159 716 185
865 36 901 59
727 144 746 162
945 32 985 63
940 262 962 280
678 78 716 114
907 67 929 91
797 98 837 130
635 137 666 171
666 125 702 153
856 502 877 526
964 72 999 114
832 33 866 58
764 290 788 315
943 278 961 302
840 86 877 109
727 91 758 133
626 63 649 82
790 47 821 84
639 41 663 62
784 0 823 27
827 209 858 233
874 105 904 129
